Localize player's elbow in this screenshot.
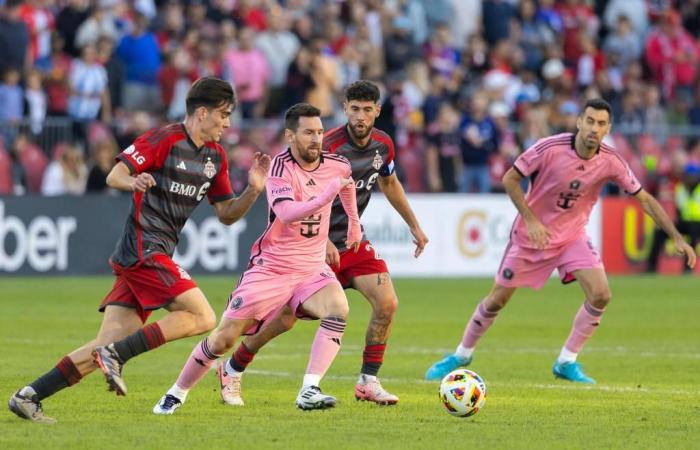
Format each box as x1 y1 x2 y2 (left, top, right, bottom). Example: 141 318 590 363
218 215 237 226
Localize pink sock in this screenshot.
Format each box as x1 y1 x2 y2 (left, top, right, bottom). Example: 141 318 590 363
461 300 500 348
563 301 605 353
175 338 221 390
305 317 346 378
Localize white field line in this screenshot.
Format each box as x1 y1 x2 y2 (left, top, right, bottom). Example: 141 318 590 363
244 369 700 396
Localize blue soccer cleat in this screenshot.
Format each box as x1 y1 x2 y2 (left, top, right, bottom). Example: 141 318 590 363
552 361 596 384
425 354 472 381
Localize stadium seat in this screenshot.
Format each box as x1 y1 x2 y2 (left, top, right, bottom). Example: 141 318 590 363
19 142 49 194
0 146 13 195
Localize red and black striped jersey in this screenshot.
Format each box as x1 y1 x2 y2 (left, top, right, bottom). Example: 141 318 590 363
111 123 234 267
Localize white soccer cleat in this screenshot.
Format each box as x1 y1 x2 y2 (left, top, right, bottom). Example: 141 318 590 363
217 362 244 406
354 378 399 405
152 394 182 415
295 385 336 411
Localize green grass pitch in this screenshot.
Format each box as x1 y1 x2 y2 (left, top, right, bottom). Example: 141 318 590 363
1 275 698 449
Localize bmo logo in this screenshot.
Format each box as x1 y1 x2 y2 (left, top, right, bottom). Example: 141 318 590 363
170 181 211 201
0 201 77 272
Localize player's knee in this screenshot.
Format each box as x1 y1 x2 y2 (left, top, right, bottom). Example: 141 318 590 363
196 309 217 334
325 297 349 319
589 291 612 309
372 294 398 319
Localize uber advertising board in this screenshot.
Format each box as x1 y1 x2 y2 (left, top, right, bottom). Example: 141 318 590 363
0 196 268 275
1 194 601 277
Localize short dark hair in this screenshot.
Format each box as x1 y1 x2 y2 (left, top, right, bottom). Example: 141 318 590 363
284 103 321 131
185 77 237 115
583 98 613 121
344 80 380 103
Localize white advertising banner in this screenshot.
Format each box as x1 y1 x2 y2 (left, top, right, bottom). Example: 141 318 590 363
361 194 602 277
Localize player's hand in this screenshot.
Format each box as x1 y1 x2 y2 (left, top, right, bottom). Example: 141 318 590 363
410 226 428 258
674 237 697 269
525 217 551 250
248 152 270 193
131 173 156 192
326 240 340 266
346 222 362 253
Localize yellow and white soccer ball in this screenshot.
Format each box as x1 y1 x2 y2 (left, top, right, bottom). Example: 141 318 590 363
438 369 487 417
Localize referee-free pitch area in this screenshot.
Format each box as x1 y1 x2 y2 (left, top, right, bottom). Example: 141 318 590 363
1 275 698 449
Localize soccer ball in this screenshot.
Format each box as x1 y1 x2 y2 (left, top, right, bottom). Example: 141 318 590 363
438 369 487 418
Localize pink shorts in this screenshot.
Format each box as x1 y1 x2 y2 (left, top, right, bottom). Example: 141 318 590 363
495 235 603 289
222 265 340 335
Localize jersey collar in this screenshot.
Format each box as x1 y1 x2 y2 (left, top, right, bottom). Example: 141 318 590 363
181 123 205 151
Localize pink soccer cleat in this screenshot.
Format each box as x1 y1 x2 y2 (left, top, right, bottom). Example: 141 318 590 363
354 378 399 405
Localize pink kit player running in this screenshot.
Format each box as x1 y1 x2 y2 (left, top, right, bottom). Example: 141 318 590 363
425 99 696 384
154 103 362 414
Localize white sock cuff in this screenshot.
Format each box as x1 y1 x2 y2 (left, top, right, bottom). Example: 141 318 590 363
167 383 190 402
455 344 474 359
302 374 321 388
557 347 578 364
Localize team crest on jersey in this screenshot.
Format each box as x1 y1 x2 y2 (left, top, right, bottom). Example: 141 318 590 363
229 296 244 310
178 266 191 280
203 158 216 179
372 151 383 170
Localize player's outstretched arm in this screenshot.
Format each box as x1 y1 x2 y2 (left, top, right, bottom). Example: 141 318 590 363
635 189 697 268
272 177 351 224
378 173 428 257
338 179 361 251
214 153 271 225
503 167 551 249
106 162 156 193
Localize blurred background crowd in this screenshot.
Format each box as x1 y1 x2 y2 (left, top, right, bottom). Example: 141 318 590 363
1 0 700 202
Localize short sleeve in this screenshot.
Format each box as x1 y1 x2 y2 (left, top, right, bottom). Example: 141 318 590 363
266 176 294 207
115 131 167 174
513 141 547 177
207 149 235 204
378 138 396 177
610 154 642 195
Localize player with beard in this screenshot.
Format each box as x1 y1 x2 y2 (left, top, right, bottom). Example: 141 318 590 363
217 80 429 406
425 99 696 383
153 103 362 413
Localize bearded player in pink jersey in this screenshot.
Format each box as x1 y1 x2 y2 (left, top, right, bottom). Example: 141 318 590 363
153 103 362 413
426 99 696 383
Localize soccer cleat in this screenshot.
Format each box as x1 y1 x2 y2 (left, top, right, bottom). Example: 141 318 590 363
217 362 244 406
152 394 183 415
8 387 56 424
552 361 596 384
93 344 127 396
295 385 336 410
354 378 399 405
425 354 472 381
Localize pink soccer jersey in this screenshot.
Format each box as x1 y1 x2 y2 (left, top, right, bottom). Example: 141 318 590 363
512 132 641 250
247 149 355 270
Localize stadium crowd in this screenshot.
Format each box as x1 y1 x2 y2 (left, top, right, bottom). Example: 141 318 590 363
1 0 700 197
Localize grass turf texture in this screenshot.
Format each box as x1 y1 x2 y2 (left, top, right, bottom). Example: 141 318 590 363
1 275 698 449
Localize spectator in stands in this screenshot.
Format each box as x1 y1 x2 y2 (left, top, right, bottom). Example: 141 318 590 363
305 37 340 120
255 8 300 117
39 33 72 117
41 143 87 196
25 69 47 137
55 0 90 58
8 137 29 196
222 26 270 119
648 163 700 273
74 2 118 50
482 0 515 46
67 43 110 142
116 11 161 112
159 47 198 121
0 67 24 146
458 93 498 193
86 137 117 193
426 101 461 192
18 0 55 67
0 0 30 76
603 15 641 72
